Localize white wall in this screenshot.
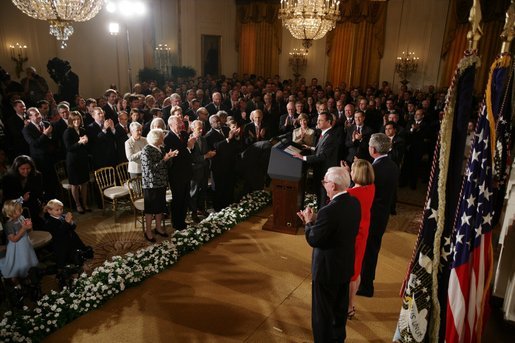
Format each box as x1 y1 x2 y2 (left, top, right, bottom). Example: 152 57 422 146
279 28 328 83
379 0 449 91
0 0 449 99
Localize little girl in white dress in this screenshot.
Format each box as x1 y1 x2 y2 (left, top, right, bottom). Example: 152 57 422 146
0 200 39 286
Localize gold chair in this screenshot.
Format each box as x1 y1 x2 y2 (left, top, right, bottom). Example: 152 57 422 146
127 176 145 228
94 166 129 219
115 162 130 189
54 160 73 209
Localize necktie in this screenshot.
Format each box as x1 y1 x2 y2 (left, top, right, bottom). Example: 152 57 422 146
39 124 44 133
256 126 260 139
357 126 362 134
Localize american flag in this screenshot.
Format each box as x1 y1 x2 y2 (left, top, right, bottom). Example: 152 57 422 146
445 105 494 342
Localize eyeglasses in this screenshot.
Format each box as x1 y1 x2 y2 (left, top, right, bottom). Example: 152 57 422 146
321 180 332 185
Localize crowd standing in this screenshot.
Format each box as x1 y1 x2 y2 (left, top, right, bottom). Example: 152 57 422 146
1 65 463 339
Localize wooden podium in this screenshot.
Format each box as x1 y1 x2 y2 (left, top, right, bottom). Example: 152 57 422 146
262 142 306 235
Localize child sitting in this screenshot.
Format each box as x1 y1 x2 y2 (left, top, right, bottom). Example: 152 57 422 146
44 199 93 268
0 200 39 288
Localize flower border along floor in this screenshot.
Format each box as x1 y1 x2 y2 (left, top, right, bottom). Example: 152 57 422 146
0 190 272 343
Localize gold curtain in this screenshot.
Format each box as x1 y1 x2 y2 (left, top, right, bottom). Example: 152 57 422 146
236 1 281 77
326 0 387 89
439 0 511 93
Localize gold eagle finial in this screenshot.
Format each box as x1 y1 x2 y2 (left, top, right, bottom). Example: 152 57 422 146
466 0 483 51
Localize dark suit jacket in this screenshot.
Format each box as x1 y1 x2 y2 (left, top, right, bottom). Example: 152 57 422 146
371 155 399 221
305 193 361 284
344 124 373 163
102 103 118 124
205 127 238 174
243 122 270 146
22 121 54 161
86 122 117 169
278 114 298 133
5 114 29 159
205 127 230 151
163 130 193 180
191 136 210 172
162 105 172 124
388 135 405 167
262 104 280 137
114 124 130 163
305 127 339 181
205 102 228 116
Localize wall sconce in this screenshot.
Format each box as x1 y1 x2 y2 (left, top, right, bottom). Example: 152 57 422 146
289 48 308 82
9 43 28 78
395 51 419 86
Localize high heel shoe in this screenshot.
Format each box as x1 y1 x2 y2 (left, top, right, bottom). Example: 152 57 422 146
144 234 156 243
143 227 156 243
347 307 356 320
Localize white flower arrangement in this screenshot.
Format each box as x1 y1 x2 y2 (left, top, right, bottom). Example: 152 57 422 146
0 190 271 342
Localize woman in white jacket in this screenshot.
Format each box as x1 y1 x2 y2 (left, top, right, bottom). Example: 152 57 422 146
125 122 147 178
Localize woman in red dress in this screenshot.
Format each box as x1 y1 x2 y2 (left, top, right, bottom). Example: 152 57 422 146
344 159 375 319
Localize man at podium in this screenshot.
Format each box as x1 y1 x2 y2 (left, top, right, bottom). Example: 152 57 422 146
293 112 339 208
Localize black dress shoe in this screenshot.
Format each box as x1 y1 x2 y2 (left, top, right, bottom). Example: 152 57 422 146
356 286 374 297
191 214 200 223
77 208 85 214
154 229 169 238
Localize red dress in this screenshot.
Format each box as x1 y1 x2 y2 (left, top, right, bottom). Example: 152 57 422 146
347 184 375 281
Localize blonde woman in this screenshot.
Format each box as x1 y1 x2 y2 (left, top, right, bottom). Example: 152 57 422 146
342 159 375 319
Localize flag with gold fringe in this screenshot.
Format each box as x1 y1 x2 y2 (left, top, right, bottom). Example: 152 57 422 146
445 101 495 343
394 51 480 343
488 53 513 227
445 52 513 343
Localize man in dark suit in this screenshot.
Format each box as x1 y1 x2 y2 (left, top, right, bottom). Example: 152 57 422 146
278 101 298 134
298 167 361 342
86 107 117 170
205 114 237 211
164 114 196 230
358 133 400 297
400 109 428 189
293 112 339 208
114 111 130 164
102 89 119 124
243 109 270 147
162 93 182 124
22 106 59 197
189 119 216 222
5 100 30 160
344 110 373 164
205 92 227 115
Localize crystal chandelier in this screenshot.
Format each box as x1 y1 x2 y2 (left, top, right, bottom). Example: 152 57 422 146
279 0 341 49
11 0 105 48
395 51 419 86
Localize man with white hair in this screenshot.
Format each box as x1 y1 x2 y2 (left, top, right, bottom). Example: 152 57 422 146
164 114 196 230
298 166 361 342
206 92 226 115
